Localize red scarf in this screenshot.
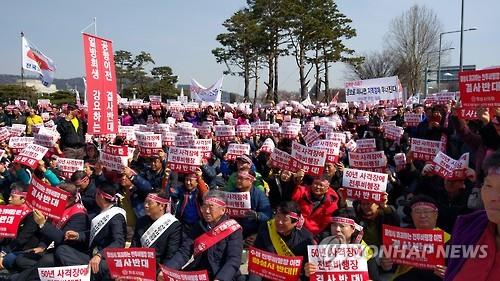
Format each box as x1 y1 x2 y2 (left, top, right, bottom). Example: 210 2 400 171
55 204 87 229
193 219 241 256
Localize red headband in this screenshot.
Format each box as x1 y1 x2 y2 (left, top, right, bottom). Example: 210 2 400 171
331 216 364 243
285 211 300 220
238 171 255 182
97 189 116 202
205 197 226 207
11 190 27 197
411 202 438 211
146 193 170 205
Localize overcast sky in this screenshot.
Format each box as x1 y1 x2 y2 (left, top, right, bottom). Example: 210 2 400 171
1 0 498 95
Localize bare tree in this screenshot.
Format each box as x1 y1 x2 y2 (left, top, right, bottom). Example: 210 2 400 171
387 4 443 95
346 49 399 80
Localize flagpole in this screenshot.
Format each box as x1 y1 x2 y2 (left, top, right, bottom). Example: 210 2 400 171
94 17 97 35
20 32 24 95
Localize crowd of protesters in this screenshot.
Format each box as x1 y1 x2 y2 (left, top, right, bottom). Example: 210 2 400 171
0 98 498 281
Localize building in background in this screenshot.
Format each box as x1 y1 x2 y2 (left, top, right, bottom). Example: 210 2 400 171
17 78 58 94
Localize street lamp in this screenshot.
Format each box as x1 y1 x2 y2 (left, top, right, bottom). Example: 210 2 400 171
425 47 454 97
437 27 477 91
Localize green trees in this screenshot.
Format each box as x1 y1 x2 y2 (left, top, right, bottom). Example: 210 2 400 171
114 50 179 100
213 0 358 103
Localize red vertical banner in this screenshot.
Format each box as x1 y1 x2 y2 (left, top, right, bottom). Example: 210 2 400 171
82 33 118 135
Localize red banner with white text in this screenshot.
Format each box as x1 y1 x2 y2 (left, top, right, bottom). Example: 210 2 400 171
83 33 118 135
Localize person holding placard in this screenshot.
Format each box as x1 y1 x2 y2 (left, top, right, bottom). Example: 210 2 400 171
224 154 267 194
55 182 127 281
231 170 272 239
170 171 208 232
304 208 379 280
381 195 450 281
0 183 36 272
131 192 181 265
13 183 88 281
160 190 243 281
248 201 315 281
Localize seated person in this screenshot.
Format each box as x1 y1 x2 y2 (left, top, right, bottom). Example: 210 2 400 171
131 192 182 264
249 201 315 281
160 190 243 281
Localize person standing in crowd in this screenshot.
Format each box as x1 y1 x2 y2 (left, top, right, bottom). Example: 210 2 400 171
71 170 101 219
56 105 87 159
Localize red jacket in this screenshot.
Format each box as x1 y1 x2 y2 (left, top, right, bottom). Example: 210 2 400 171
291 185 339 236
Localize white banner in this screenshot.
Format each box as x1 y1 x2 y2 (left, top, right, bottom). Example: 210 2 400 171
190 77 223 102
342 168 388 203
167 147 202 173
291 141 327 176
57 158 84 180
38 265 90 281
345 76 402 102
224 192 251 218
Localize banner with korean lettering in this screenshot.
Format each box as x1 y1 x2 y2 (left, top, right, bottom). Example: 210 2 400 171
57 158 84 180
160 266 209 281
304 130 321 147
193 139 212 160
311 140 341 163
307 244 369 281
226 143 251 161
236 125 252 138
281 124 301 139
432 152 469 180
224 191 251 218
404 113 422 127
167 147 202 173
38 265 90 281
424 92 457 106
291 142 327 176
248 247 303 281
26 177 69 220
0 206 29 238
252 121 272 135
410 138 445 162
0 127 10 142
83 33 119 135
345 76 403 103
349 151 387 173
383 125 404 142
105 248 156 281
270 149 295 171
382 225 445 270
459 67 500 108
100 145 129 172
9 136 34 154
394 153 406 172
214 125 235 141
13 144 48 169
135 132 162 157
342 168 388 203
355 139 376 153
